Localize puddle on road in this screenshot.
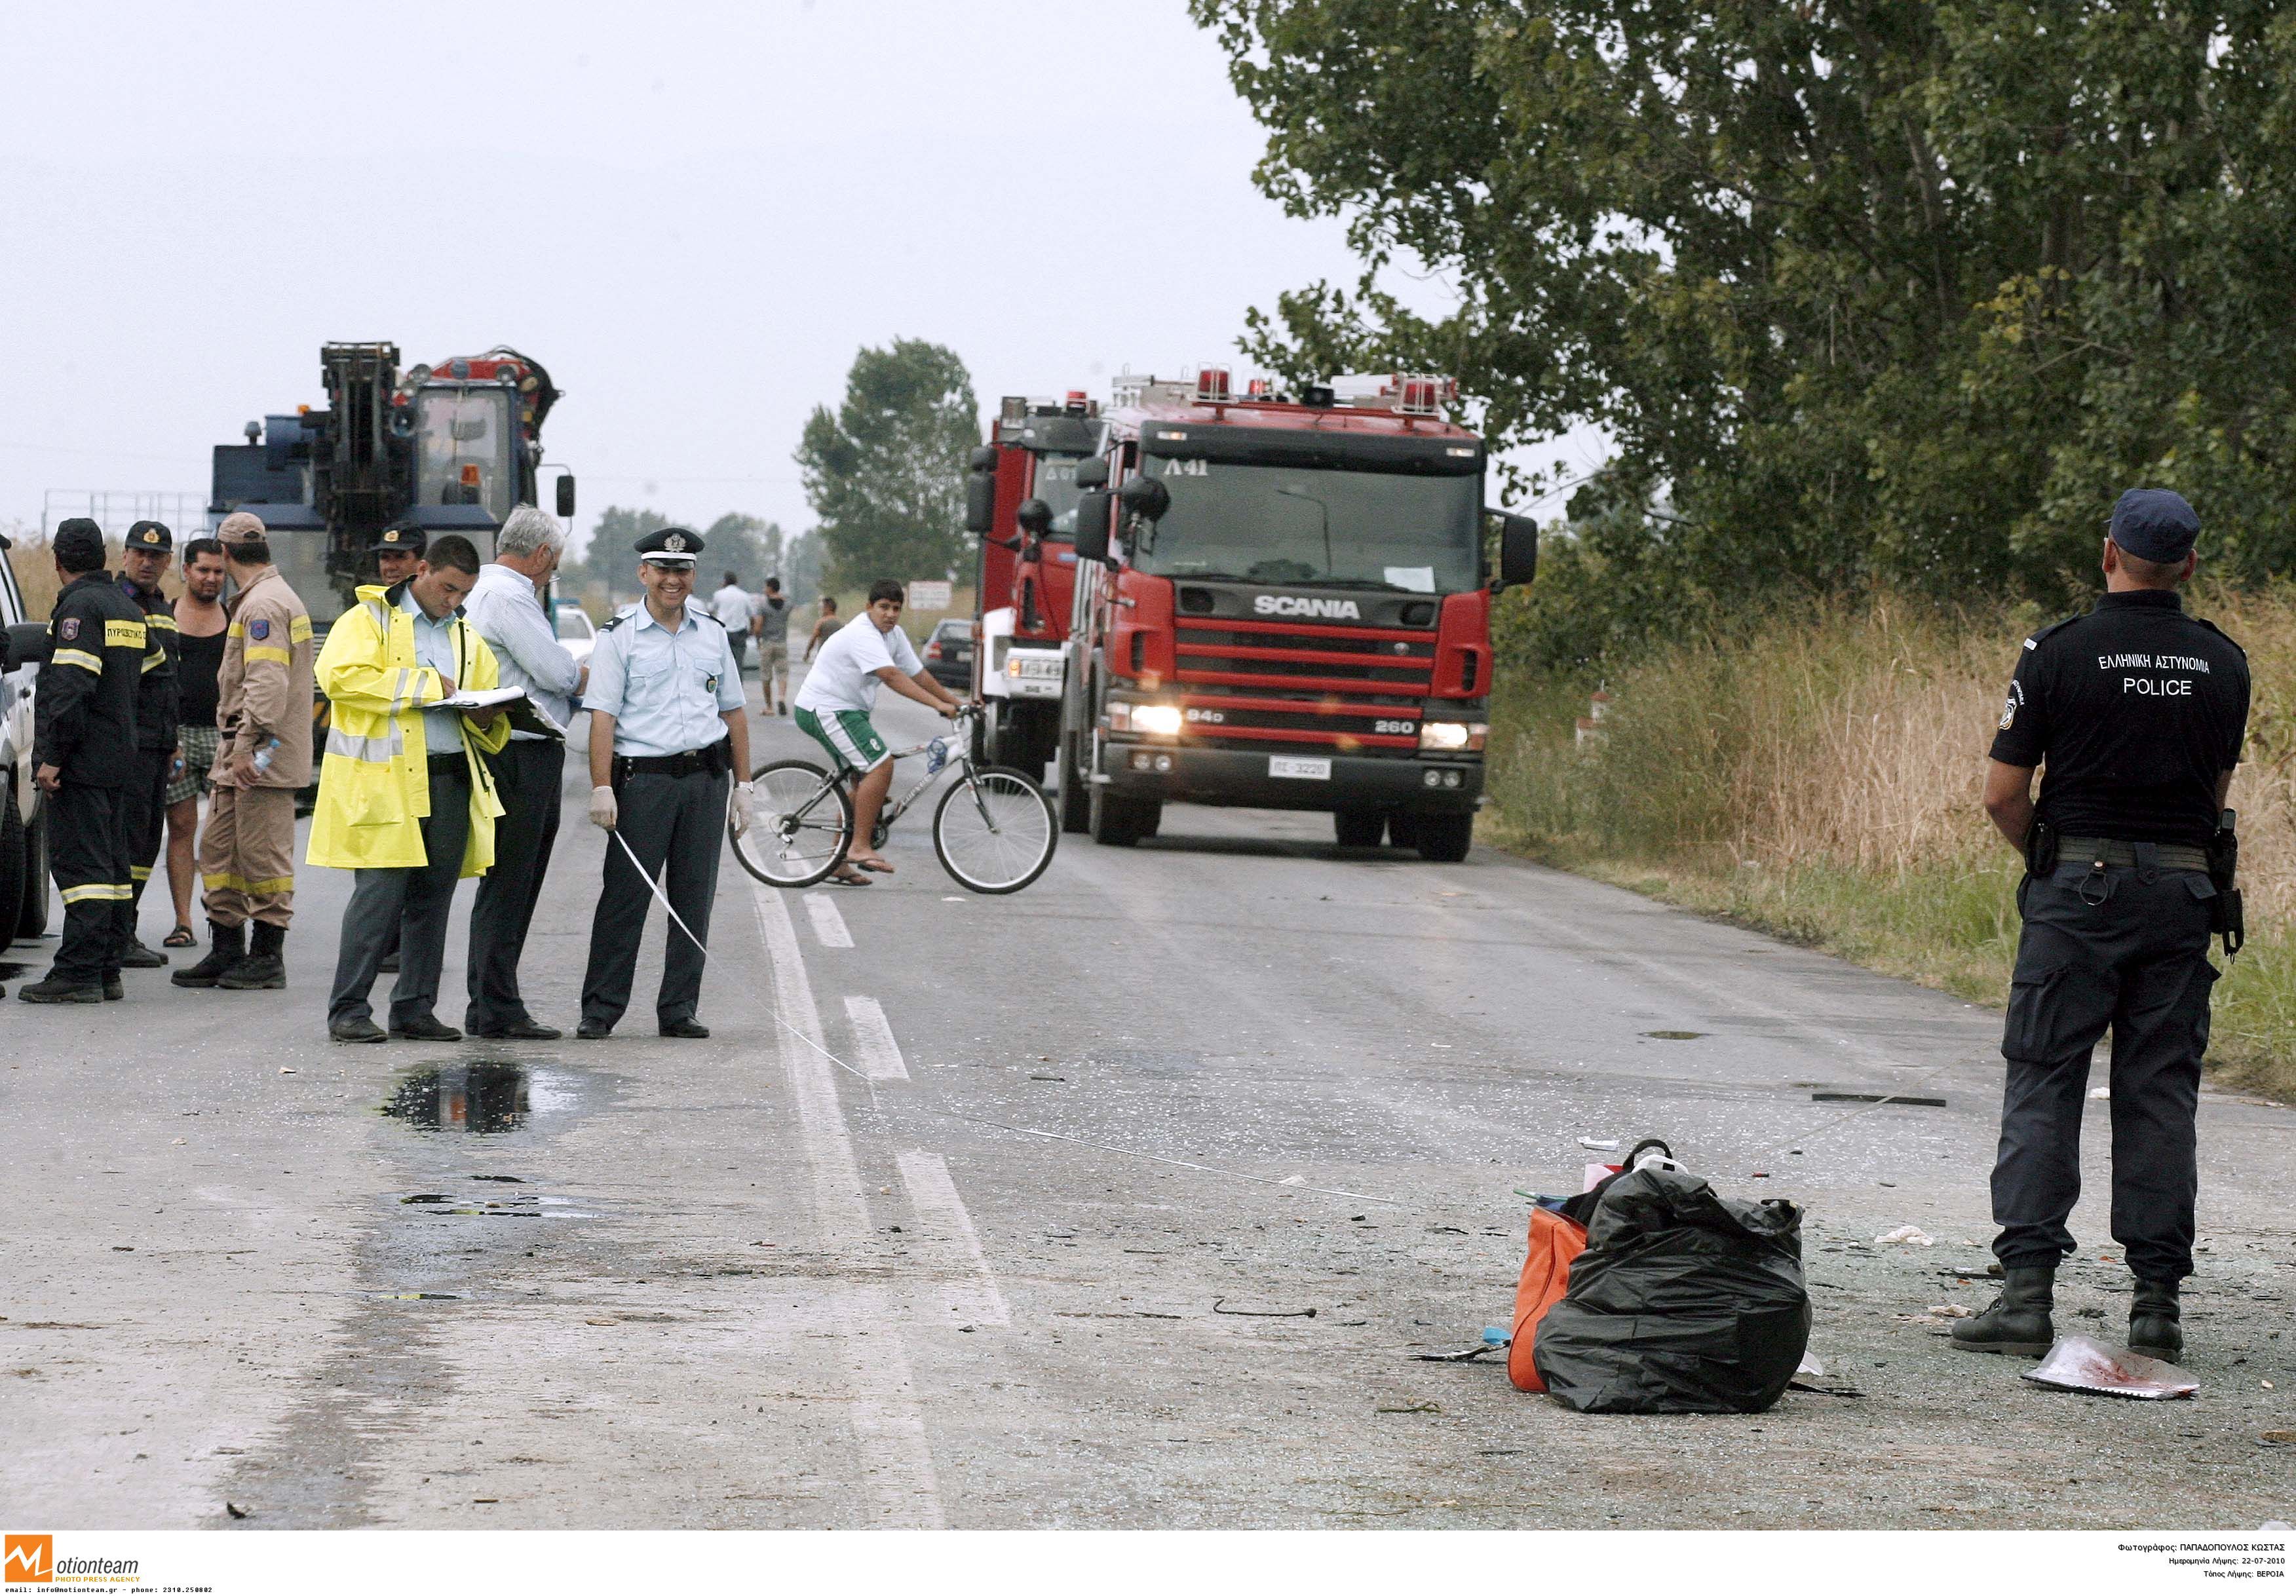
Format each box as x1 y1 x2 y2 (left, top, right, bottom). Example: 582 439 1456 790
379 1060 586 1134
1642 1030 1708 1041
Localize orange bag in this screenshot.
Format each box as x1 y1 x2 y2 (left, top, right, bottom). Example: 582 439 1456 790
1507 1206 1588 1392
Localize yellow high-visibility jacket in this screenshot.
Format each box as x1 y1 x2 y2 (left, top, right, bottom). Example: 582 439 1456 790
306 581 512 876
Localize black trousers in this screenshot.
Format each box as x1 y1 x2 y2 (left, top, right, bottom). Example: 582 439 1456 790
328 765 472 1028
580 767 727 1029
123 746 170 914
47 780 130 986
465 738 565 1032
1991 855 2219 1283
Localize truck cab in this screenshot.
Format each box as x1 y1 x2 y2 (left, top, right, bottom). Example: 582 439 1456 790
0 534 52 941
1059 370 1535 858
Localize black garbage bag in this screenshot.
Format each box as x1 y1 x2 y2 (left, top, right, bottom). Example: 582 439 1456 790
1531 1164 1810 1414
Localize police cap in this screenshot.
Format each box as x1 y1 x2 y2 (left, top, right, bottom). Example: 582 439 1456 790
54 518 105 566
636 525 704 566
2109 488 2200 565
370 522 427 555
126 520 174 552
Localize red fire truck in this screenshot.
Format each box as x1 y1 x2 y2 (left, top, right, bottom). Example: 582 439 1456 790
962 390 1103 774
1051 369 1537 859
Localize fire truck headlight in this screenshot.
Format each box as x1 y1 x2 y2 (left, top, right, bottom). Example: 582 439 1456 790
1130 704 1184 737
1419 721 1486 752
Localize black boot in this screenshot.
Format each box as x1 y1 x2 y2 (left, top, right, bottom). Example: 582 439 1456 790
1953 1265 2056 1357
219 921 287 990
172 921 244 988
2130 1278 2183 1361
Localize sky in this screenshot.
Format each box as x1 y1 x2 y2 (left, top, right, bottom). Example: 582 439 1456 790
1 1 1606 557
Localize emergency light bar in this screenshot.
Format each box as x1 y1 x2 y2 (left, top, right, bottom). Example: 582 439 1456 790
1195 366 1232 404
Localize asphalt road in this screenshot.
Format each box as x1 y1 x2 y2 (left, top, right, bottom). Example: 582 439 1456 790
7 670 2293 1529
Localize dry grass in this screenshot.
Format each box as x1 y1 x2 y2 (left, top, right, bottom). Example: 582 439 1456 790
6 529 60 618
1487 585 2296 1097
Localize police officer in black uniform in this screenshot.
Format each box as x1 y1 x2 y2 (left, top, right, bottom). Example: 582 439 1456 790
22 518 148 1004
117 519 180 970
1955 488 2249 1364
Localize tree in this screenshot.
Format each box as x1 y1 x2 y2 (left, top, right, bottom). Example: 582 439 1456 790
700 513 786 588
1194 0 2296 628
795 339 979 592
563 504 670 612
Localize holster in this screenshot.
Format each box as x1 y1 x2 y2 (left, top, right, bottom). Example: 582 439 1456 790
2208 809 2244 959
2023 816 2058 881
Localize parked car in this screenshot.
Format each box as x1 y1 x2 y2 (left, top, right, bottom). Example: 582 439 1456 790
921 617 974 692
0 535 52 942
552 600 597 673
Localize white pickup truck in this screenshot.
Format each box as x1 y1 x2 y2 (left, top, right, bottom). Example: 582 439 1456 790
1 535 54 942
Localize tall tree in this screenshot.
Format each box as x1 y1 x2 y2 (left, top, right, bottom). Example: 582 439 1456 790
564 504 670 611
795 339 979 591
1195 1 2296 614
700 513 786 587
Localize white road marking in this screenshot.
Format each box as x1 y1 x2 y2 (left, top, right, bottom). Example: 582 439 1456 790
748 879 944 1529
896 1149 1011 1327
843 996 911 1080
803 892 853 948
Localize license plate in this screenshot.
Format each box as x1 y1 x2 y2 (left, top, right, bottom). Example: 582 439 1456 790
1269 755 1331 780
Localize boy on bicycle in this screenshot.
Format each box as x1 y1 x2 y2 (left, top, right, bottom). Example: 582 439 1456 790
794 579 963 883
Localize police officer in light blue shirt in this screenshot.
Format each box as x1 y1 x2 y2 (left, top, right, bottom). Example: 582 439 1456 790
576 525 756 1040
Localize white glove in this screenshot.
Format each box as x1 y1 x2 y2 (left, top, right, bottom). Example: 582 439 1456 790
588 784 618 830
730 781 758 839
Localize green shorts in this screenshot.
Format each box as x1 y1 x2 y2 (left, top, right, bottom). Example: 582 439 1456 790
795 705 890 774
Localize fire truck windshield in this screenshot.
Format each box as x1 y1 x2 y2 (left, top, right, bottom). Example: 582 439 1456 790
1033 453 1089 540
1132 457 1481 593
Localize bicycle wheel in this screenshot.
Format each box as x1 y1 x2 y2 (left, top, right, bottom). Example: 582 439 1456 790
731 758 853 889
932 765 1058 894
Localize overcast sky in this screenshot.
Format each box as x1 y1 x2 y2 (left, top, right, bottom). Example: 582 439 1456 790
2 2 1602 556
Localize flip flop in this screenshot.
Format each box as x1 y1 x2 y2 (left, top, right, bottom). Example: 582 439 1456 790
825 868 874 886
853 856 896 874
163 924 197 949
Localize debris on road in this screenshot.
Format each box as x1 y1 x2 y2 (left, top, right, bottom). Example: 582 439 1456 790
1925 1304 1972 1319
1212 1297 1316 1318
1577 1137 1620 1152
2023 1336 2199 1400
1875 1225 1934 1246
225 1502 249 1519
1411 1343 1502 1363
1374 1399 1442 1415
2261 1430 2296 1446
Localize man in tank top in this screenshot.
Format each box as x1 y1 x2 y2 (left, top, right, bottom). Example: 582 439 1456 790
161 537 229 948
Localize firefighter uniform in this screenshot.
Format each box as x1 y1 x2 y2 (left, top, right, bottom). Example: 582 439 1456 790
309 579 510 1040
1957 488 2249 1364
119 520 180 964
24 521 145 1002
176 514 314 991
577 526 746 1039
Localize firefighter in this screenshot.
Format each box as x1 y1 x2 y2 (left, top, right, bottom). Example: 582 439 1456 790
116 519 180 970
577 526 755 1040
172 512 314 992
1956 487 2250 1364
20 518 144 1004
309 534 512 1044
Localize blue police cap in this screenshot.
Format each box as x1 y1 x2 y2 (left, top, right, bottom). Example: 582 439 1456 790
2109 488 2200 564
53 518 105 565
636 525 703 565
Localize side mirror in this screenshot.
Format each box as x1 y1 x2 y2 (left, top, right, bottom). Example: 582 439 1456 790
7 621 52 672
1491 510 1539 590
965 471 997 536
968 446 999 472
1115 475 1170 523
1075 458 1110 491
1015 497 1053 541
1073 489 1113 564
556 474 577 518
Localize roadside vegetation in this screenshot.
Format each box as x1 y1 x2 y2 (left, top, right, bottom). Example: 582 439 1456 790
1482 586 2296 1098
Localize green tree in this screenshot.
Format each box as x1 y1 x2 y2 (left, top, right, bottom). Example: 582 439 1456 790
700 513 786 588
795 339 980 591
565 504 670 611
1194 0 2296 633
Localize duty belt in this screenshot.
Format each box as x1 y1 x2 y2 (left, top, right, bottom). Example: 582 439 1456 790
2056 836 2211 873
613 742 731 782
427 752 469 780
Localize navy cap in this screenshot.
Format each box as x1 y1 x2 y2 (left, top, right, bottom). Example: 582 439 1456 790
2109 488 2200 564
636 525 703 565
54 518 105 565
370 523 427 554
126 520 172 552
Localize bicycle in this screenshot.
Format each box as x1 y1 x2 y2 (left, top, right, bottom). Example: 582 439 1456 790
729 706 1058 894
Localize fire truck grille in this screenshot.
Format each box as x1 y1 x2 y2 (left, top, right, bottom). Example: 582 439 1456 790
1172 618 1432 755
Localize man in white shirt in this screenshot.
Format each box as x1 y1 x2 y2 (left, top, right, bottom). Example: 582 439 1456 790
793 579 963 881
710 571 753 675
460 504 588 1039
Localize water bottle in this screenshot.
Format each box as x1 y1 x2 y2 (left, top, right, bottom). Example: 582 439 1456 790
925 736 949 774
250 736 282 776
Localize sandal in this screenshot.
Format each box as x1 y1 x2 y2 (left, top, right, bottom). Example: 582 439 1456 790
826 867 874 886
163 924 197 949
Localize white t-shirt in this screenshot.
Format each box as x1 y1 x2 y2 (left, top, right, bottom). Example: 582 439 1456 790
710 582 752 630
795 613 923 715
